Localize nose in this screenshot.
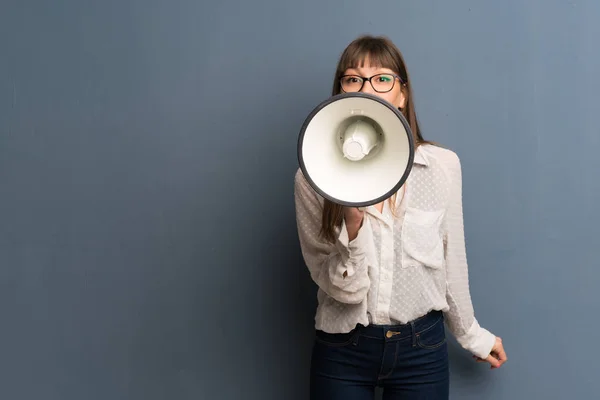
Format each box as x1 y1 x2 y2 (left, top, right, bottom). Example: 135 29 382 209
360 79 375 94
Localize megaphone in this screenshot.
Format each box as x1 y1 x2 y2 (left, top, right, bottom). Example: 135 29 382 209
297 92 415 207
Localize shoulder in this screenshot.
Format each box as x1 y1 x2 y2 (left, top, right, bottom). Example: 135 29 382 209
418 143 463 188
294 167 304 184
419 143 460 166
294 167 312 190
294 168 324 204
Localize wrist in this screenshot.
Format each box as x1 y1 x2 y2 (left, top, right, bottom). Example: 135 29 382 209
346 219 362 229
345 220 363 241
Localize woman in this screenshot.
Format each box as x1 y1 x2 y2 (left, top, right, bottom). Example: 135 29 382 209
294 35 507 400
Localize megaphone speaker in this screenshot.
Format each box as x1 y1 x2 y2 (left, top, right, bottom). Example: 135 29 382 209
297 92 415 207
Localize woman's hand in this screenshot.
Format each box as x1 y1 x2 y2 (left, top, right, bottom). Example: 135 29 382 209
473 337 507 369
343 207 365 241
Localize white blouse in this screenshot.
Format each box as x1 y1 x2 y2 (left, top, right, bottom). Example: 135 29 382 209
294 143 496 359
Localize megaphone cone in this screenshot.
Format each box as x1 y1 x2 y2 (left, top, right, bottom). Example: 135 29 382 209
297 92 415 207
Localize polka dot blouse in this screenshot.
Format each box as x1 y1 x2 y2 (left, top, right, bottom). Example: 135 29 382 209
294 144 496 359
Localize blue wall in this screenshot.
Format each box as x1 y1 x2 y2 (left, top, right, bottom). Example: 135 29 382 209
2 1 598 399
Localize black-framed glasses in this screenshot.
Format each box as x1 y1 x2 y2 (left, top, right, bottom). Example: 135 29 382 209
340 73 403 93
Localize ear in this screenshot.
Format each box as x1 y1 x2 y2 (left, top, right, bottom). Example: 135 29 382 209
397 89 407 109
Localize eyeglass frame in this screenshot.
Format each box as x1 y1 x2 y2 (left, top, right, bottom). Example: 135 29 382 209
339 73 405 93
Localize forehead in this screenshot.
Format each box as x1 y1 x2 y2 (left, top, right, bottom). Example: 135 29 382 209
344 64 394 74
342 52 397 74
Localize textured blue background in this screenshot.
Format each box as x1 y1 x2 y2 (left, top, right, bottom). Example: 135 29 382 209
2 0 598 398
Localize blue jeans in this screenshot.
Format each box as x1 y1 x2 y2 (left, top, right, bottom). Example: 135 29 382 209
310 310 449 400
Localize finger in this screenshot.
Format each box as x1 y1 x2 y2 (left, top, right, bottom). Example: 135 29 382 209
495 346 508 365
485 354 501 368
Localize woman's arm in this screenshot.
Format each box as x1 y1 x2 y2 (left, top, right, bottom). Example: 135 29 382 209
441 151 498 360
294 170 371 304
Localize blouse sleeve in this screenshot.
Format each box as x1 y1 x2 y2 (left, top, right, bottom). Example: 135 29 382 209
294 169 371 304
441 152 497 359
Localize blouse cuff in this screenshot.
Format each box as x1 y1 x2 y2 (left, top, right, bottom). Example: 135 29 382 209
454 319 497 359
336 219 370 255
332 219 370 278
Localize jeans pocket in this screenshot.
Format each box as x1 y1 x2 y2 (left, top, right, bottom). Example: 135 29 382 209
314 328 359 347
416 317 447 350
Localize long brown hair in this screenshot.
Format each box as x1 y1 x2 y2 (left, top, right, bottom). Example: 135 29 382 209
321 35 432 243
